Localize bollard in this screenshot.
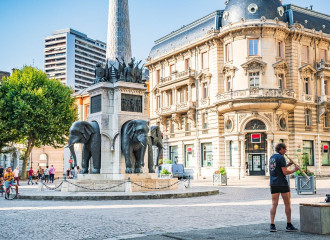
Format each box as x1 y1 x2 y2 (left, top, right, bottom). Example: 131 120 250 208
187 176 192 189
61 181 69 193
125 177 132 193
38 182 44 191
179 178 185 191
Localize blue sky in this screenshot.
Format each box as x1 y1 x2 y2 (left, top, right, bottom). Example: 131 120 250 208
0 0 329 73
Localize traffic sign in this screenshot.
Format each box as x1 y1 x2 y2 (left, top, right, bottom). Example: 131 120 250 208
69 159 73 164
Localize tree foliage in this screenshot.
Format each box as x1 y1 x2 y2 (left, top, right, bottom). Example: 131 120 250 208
0 66 77 177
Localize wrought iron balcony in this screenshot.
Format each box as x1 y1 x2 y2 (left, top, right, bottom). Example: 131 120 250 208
215 88 296 103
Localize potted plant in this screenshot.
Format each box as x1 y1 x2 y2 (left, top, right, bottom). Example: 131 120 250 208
213 167 227 186
294 153 316 195
163 158 172 164
160 168 172 179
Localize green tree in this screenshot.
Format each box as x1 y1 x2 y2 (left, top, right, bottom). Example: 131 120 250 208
0 66 77 178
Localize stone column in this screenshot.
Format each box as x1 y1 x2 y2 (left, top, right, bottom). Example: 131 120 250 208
224 140 228 167
266 139 273 176
174 87 177 105
321 74 325 96
160 92 163 108
240 138 246 177
164 91 167 107
188 83 192 102
106 0 132 65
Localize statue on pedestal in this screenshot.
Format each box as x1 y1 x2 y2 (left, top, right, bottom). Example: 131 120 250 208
91 57 145 85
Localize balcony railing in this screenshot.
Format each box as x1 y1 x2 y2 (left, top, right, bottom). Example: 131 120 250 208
160 69 195 85
316 60 330 71
156 101 196 116
317 95 330 104
216 88 296 103
302 94 314 103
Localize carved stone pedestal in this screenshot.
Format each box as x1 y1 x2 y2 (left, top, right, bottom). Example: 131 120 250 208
86 82 149 175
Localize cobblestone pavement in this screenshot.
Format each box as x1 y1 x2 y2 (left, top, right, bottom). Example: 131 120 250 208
0 176 329 240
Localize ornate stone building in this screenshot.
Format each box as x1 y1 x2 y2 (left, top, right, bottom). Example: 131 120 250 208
145 0 330 178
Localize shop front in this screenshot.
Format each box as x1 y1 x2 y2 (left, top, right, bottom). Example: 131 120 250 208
244 120 268 176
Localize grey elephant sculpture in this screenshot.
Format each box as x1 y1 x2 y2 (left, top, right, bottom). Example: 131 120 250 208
121 120 149 173
147 126 163 173
67 121 101 174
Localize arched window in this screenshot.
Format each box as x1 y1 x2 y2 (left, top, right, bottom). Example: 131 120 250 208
39 153 49 167
245 119 267 131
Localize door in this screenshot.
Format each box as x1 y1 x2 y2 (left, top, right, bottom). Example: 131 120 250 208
184 145 194 167
249 154 265 175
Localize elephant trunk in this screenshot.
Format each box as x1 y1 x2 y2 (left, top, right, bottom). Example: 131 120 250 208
69 145 77 167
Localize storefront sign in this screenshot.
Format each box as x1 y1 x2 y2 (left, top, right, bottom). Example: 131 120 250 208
323 145 329 153
251 133 261 143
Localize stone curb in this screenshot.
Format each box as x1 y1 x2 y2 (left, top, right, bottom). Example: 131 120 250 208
17 189 220 201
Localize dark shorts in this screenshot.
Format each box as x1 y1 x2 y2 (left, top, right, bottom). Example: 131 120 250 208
38 174 42 179
270 186 290 194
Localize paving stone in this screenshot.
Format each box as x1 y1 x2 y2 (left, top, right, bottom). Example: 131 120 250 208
0 177 329 239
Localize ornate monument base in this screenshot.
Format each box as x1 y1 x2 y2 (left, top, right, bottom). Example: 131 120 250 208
55 174 178 192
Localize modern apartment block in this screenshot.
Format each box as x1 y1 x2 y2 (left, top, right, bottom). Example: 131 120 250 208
44 28 106 91
0 71 10 80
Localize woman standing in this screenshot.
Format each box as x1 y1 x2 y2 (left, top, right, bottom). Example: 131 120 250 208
13 166 20 186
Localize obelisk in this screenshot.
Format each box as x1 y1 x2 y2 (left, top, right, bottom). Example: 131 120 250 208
106 0 132 65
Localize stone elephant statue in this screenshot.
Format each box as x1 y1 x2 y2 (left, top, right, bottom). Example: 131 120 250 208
121 120 149 173
147 126 163 173
67 121 101 174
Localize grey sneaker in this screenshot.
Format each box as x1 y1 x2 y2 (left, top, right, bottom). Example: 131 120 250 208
286 224 298 232
270 225 277 232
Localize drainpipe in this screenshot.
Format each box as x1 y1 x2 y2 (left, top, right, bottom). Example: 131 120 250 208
271 101 282 173
314 38 321 177
194 46 201 178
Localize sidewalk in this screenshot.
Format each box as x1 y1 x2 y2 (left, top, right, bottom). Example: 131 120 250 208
127 222 328 240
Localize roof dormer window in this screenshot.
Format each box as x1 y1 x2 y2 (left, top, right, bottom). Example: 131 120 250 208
248 3 258 14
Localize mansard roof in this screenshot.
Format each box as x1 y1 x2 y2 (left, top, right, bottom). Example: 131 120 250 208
149 11 222 59
222 0 285 27
148 3 330 60
284 5 330 34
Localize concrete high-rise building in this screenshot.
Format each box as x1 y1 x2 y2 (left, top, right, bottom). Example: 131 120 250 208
106 0 132 65
0 71 10 80
44 28 107 92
